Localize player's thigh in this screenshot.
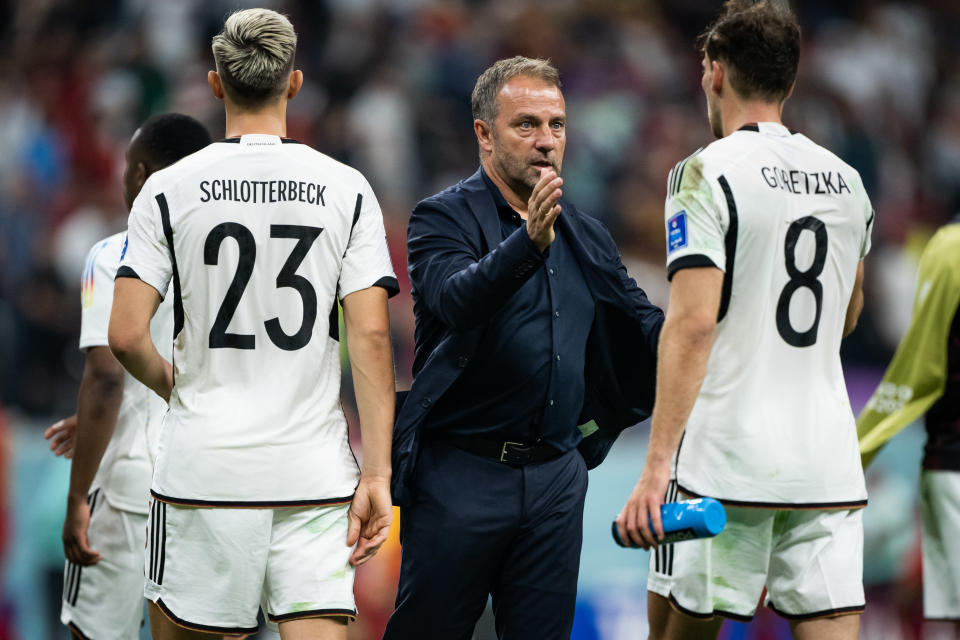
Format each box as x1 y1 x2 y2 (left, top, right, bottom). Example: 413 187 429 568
62 495 147 639
647 590 671 640
262 504 356 631
147 601 213 640
668 505 774 621
278 615 347 640
647 591 723 640
789 612 860 640
766 508 864 618
921 471 960 619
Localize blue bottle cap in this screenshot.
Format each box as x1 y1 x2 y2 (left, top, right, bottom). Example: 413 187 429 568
700 498 726 536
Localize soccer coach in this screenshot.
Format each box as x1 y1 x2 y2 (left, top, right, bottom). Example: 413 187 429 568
385 57 664 639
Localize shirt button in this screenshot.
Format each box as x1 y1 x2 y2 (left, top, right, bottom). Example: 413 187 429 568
555 310 560 317
556 354 561 361
548 268 555 276
549 399 555 406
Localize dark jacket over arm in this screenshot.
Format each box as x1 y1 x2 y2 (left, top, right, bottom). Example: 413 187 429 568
392 169 664 506
407 198 545 335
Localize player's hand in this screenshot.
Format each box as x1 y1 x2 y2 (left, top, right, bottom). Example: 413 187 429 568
44 415 77 459
63 497 101 566
346 475 392 567
616 457 671 550
526 169 562 252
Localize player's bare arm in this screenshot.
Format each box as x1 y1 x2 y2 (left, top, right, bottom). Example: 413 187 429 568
618 266 723 549
44 414 77 458
108 278 172 401
342 285 395 567
843 260 865 337
62 346 125 566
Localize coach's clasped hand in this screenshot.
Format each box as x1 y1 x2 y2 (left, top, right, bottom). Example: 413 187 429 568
526 169 563 252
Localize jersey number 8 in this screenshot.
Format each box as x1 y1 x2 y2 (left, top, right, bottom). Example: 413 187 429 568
204 222 323 351
776 216 827 347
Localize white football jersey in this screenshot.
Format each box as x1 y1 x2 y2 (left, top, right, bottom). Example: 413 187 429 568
118 135 398 506
666 122 873 508
80 232 172 514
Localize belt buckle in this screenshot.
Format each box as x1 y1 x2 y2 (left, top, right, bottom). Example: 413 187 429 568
500 441 532 464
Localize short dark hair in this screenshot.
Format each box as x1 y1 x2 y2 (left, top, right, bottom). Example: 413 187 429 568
471 56 561 124
698 0 800 102
133 113 212 170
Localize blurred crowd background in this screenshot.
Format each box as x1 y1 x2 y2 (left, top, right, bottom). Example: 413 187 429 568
1 0 958 638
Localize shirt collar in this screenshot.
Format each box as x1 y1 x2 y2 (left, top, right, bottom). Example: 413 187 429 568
737 122 792 137
480 166 522 221
221 135 302 145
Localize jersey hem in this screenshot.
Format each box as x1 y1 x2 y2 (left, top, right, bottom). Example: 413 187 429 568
115 265 141 280
373 275 400 297
150 490 355 508
767 601 865 621
668 592 753 622
268 608 358 623
78 339 109 351
666 254 720 281
677 482 868 510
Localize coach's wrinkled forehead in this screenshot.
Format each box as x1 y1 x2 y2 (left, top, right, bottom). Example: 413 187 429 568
471 56 562 125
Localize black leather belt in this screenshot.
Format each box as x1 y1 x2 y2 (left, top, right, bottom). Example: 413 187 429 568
442 434 563 465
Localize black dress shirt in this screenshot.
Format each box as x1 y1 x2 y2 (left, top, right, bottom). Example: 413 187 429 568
425 169 595 451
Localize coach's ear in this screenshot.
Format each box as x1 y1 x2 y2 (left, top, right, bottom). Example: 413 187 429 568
208 71 225 101
286 70 303 100
475 119 493 156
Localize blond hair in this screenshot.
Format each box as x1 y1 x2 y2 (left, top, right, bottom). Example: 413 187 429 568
212 8 297 107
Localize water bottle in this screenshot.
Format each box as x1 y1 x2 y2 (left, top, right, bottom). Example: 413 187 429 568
612 497 726 547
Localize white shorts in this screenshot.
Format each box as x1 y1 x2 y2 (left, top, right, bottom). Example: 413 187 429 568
61 489 147 640
648 504 865 621
921 470 960 620
144 500 356 635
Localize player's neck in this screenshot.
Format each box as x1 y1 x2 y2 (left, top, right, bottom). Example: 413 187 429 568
223 102 288 139
721 101 784 138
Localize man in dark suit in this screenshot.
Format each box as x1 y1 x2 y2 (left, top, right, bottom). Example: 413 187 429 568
384 56 664 640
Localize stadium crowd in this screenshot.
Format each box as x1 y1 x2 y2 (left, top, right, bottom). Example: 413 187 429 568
1 1 958 639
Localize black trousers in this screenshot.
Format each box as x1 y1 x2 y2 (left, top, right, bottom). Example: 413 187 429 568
383 441 588 640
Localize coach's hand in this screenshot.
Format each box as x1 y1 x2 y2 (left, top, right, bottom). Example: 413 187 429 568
617 457 671 550
526 169 562 252
347 475 393 566
44 414 77 459
63 497 101 566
